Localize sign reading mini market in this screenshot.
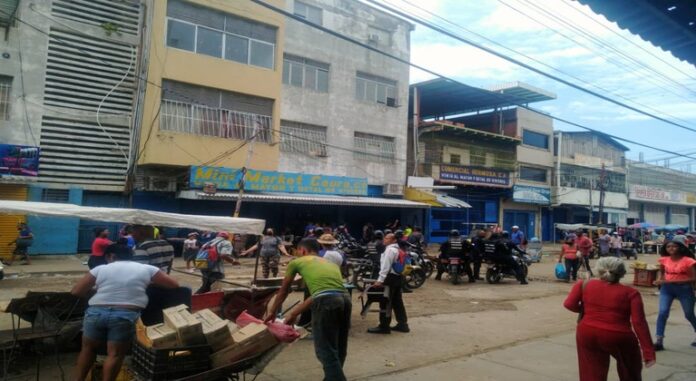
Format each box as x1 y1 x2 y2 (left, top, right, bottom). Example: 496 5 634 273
439 165 511 188
190 166 368 196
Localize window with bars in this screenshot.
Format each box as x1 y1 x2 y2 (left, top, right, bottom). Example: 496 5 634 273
282 55 329 92
293 1 322 25
160 80 274 143
0 76 11 120
355 72 397 107
280 121 327 156
166 0 276 69
449 154 461 165
353 132 395 163
41 189 70 203
470 147 486 167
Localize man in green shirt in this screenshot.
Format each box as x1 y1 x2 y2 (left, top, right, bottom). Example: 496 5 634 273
266 238 351 381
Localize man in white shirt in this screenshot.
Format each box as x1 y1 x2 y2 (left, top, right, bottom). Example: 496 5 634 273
367 233 409 334
195 231 237 294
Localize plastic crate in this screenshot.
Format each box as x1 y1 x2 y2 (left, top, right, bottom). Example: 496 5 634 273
130 341 211 381
633 268 658 287
191 291 224 314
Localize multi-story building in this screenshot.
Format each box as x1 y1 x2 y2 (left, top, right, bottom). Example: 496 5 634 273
552 131 629 229
0 0 145 256
627 161 696 229
407 79 555 242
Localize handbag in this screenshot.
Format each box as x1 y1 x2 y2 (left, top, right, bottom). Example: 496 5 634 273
577 279 590 323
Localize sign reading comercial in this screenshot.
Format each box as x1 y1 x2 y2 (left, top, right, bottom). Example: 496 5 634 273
0 144 40 177
629 185 687 204
190 166 368 196
513 185 551 205
438 165 511 188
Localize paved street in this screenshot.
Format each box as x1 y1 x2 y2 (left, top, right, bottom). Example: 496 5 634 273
3 253 694 380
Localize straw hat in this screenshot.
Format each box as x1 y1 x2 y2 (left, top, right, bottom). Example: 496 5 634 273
188 232 199 237
317 234 339 245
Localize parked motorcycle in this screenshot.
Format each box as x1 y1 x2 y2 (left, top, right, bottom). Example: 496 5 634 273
404 252 426 289
447 256 465 285
485 254 531 284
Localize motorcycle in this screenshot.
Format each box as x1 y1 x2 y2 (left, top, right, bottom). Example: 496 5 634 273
447 256 465 285
485 254 531 284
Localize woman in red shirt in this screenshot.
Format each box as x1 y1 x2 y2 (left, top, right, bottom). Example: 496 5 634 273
558 236 580 281
89 228 112 269
564 257 655 381
654 241 696 350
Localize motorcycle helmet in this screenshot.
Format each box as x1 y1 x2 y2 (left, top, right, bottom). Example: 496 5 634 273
449 229 460 237
501 231 510 239
384 229 393 235
373 230 384 239
313 227 325 236
394 229 404 240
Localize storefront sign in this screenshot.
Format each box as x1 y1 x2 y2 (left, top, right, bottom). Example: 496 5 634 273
190 166 368 196
513 185 551 205
629 185 686 204
438 165 511 188
0 144 40 177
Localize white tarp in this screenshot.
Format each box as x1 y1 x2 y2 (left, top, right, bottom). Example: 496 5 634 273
0 200 265 235
555 223 614 232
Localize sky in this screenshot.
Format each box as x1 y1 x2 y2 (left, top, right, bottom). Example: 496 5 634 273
375 0 696 171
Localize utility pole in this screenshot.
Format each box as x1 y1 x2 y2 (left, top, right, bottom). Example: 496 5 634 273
233 118 260 217
597 163 607 224
588 178 593 224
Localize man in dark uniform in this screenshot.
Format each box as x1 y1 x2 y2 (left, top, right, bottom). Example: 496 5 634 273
436 230 475 282
366 230 385 278
470 229 487 281
485 233 528 285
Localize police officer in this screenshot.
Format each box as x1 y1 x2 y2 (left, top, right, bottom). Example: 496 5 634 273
436 230 475 282
366 230 385 278
470 229 487 281
486 232 528 285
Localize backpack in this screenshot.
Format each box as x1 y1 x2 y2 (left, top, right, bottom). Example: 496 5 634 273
391 248 413 275
195 240 220 270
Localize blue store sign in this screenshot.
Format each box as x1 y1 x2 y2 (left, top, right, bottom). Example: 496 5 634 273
513 185 551 205
190 166 368 196
439 165 511 188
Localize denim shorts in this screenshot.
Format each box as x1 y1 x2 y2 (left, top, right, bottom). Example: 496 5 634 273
83 306 141 343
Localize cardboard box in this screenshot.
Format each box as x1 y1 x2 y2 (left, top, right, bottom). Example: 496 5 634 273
146 324 179 349
163 304 205 346
210 323 278 368
193 309 234 352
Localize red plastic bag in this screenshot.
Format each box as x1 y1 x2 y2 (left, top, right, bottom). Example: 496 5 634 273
236 310 263 328
267 321 300 343
235 310 300 342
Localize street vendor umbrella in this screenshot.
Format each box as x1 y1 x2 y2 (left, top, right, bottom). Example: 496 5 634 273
658 224 688 231
628 222 658 229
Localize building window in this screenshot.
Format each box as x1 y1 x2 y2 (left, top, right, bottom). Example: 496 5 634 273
449 154 461 165
160 80 274 143
470 147 486 167
355 72 397 106
294 1 322 25
0 76 11 120
354 132 395 163
282 55 329 92
367 26 391 45
519 166 547 183
280 121 327 156
522 129 549 149
41 189 70 203
166 0 276 69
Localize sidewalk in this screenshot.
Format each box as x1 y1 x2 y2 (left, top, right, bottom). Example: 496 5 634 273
2 255 86 276
368 317 696 381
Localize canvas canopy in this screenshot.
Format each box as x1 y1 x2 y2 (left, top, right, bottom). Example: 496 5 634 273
0 200 265 235
555 223 614 232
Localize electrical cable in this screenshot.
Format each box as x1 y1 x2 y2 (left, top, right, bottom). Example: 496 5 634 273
362 0 696 134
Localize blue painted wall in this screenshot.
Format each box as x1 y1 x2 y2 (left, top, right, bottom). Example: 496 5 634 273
27 186 82 255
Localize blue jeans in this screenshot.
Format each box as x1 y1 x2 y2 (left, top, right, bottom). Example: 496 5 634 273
655 283 696 337
83 306 140 342
312 293 352 381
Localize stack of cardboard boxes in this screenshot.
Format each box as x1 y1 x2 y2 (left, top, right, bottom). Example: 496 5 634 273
137 305 278 370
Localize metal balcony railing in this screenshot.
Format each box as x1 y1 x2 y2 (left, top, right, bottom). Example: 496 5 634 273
160 99 272 143
0 83 10 120
280 126 327 156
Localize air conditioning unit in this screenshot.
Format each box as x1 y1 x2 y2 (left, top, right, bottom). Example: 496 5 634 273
146 176 177 192
383 183 404 196
368 33 381 43
386 97 397 107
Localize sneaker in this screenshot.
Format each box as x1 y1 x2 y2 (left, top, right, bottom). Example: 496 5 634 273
654 342 664 351
520 280 529 285
367 327 391 334
691 340 696 348
391 324 410 333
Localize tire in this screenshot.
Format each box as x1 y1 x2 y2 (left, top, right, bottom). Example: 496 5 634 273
521 264 529 279
406 269 426 289
450 266 461 285
486 268 501 284
0 270 3 281
423 261 434 279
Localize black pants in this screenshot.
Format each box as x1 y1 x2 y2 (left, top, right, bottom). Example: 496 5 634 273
581 256 594 277
379 274 408 328
87 255 107 269
565 258 580 281
491 255 525 281
472 253 482 279
312 293 352 381
196 271 224 294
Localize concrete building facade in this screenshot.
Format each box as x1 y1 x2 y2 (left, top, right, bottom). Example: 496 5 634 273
278 0 413 188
